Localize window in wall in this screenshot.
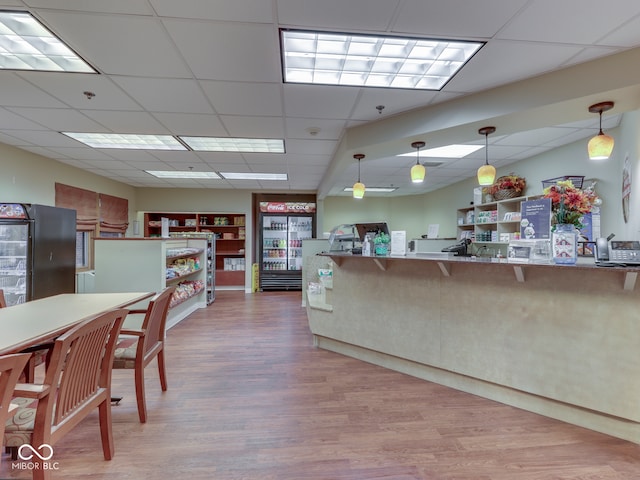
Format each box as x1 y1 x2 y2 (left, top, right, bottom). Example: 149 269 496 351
56 183 128 270
75 231 90 268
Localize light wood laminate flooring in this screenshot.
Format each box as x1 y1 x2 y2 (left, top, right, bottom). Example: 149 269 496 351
2 290 639 479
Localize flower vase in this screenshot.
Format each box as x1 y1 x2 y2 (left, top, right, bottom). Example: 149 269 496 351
374 243 389 256
552 224 578 265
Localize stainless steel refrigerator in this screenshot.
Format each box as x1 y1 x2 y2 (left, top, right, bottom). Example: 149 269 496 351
0 203 77 306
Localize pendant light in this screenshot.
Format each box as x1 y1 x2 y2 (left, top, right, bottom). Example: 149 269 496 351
410 141 426 183
587 101 614 160
352 153 365 199
477 126 497 186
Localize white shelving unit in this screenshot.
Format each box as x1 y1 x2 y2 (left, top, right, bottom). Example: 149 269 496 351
457 195 541 247
94 238 207 329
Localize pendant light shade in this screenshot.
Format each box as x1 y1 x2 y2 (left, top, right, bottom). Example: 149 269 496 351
410 141 426 183
588 101 614 160
352 153 365 199
477 126 496 186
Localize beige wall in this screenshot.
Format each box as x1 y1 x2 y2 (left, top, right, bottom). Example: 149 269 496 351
0 142 138 232
2 111 638 252
321 114 637 243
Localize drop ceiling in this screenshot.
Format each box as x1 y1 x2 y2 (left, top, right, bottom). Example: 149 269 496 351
1 0 639 197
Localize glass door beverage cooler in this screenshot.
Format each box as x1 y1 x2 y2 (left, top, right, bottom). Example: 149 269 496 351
0 203 77 306
259 201 315 290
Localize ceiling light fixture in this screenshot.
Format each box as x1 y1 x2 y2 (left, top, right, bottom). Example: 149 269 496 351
587 101 615 160
180 136 285 153
281 29 484 90
352 153 365 199
477 126 497 186
410 141 426 183
0 11 96 72
63 132 187 150
146 171 220 179
219 172 287 181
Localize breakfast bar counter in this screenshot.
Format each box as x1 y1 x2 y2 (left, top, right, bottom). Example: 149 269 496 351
304 253 640 443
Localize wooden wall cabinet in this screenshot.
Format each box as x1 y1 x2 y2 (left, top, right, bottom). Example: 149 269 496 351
144 212 245 287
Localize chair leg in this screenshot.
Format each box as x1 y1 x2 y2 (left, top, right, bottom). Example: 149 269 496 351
134 365 147 423
24 355 37 383
7 446 18 461
98 398 114 460
157 349 168 392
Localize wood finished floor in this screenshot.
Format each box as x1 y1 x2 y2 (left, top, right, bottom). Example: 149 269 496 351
2 290 639 479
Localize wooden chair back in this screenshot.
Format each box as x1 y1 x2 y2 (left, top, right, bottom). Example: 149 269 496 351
0 353 31 467
0 288 7 308
138 285 175 362
46 308 126 437
12 308 128 479
113 285 175 423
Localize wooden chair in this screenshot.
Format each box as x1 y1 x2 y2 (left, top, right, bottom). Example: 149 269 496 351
0 352 31 468
113 286 176 423
4 308 127 480
0 288 50 383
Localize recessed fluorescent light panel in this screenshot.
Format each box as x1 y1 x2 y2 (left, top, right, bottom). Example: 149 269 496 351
281 29 483 90
343 187 398 193
145 171 221 179
180 137 285 153
0 11 95 72
62 133 187 150
399 145 483 158
220 172 288 181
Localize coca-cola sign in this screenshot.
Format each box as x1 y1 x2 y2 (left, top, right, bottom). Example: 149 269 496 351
259 202 316 213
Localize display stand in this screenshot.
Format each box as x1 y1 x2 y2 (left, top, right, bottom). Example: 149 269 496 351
94 238 207 329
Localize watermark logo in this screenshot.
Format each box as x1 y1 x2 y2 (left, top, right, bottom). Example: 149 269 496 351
12 444 59 471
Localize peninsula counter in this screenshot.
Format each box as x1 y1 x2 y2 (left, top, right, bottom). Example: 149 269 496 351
305 253 640 442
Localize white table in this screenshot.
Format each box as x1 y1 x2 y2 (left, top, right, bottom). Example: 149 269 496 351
0 292 153 355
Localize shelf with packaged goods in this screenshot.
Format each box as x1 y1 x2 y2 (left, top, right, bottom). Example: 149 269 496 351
457 195 540 246
94 237 208 329
143 211 245 287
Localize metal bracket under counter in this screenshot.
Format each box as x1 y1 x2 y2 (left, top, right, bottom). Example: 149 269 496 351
326 253 639 291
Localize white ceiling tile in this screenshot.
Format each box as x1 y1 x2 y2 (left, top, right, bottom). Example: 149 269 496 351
163 20 281 81
80 110 169 133
113 77 214 114
393 0 529 38
285 118 345 140
23 0 154 14
6 107 106 131
498 0 640 44
283 84 360 119
0 107 48 130
200 81 283 116
219 115 284 137
152 113 227 136
17 72 142 110
445 41 585 92
285 139 337 155
38 12 192 77
0 73 68 108
150 0 274 22
277 0 401 31
0 1 639 193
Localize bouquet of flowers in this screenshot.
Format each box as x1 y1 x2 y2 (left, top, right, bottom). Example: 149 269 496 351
543 180 599 229
487 174 526 197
